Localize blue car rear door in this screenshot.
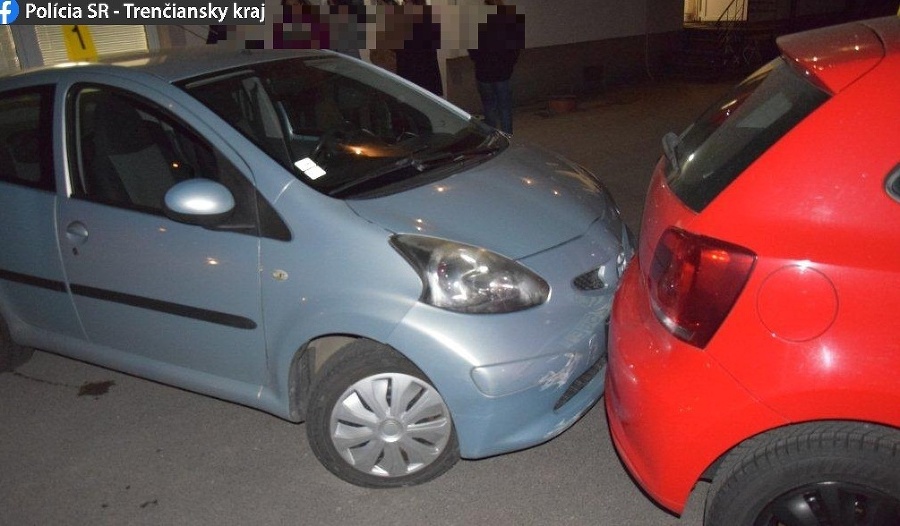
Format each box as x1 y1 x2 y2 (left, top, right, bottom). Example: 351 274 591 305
0 85 83 343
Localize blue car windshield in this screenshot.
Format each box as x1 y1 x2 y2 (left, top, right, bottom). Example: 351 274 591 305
180 56 503 198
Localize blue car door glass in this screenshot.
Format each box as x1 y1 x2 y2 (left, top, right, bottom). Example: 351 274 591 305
57 85 268 386
0 88 54 190
0 86 83 339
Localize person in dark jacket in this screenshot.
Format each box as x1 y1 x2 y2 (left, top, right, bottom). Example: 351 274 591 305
275 0 330 50
394 0 444 96
467 0 524 134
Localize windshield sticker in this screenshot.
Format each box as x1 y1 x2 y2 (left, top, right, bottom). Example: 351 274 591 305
295 157 327 180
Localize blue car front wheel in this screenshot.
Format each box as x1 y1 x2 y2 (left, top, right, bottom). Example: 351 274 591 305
306 340 460 487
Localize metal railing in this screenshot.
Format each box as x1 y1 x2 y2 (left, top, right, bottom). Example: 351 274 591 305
714 0 766 71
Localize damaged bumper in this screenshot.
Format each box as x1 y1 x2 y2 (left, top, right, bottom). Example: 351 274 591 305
386 220 629 459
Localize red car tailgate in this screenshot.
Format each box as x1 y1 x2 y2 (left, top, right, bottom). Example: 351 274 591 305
777 18 889 94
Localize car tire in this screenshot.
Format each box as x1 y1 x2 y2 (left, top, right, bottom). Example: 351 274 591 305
705 421 900 526
306 340 459 487
0 315 34 373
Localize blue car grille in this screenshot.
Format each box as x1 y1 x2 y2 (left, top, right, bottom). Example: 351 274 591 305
573 267 607 290
554 352 607 410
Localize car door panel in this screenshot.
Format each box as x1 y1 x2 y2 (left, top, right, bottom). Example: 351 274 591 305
0 183 84 339
0 86 82 341
56 82 268 386
57 200 265 383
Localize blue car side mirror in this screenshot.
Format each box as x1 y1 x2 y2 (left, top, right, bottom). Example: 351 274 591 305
163 179 236 227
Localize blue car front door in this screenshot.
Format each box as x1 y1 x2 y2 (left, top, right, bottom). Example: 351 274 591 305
55 83 268 392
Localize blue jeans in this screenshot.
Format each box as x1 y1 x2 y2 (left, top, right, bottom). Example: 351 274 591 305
477 80 513 134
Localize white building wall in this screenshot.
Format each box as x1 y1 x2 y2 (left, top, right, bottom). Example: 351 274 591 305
512 0 678 48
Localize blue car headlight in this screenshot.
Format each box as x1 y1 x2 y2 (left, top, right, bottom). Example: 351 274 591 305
391 235 550 314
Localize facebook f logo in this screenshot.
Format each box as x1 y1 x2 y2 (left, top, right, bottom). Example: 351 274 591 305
0 0 19 25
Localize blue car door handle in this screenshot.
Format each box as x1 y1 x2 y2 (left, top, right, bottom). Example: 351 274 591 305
65 221 89 245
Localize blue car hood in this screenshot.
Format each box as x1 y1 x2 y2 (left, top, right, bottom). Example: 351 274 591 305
345 143 616 260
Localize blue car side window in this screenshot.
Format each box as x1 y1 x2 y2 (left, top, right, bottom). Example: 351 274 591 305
72 87 213 212
0 86 55 192
68 86 285 239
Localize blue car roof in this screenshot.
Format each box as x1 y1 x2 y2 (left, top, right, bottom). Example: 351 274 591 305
2 47 332 85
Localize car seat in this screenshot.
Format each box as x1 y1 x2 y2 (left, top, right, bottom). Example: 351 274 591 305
88 93 181 209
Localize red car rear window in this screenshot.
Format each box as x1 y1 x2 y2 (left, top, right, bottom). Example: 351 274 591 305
666 58 829 211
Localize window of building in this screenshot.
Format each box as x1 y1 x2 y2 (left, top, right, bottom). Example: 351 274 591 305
33 25 148 66
0 26 21 76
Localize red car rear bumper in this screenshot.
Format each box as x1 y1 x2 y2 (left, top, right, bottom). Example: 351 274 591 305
604 262 785 514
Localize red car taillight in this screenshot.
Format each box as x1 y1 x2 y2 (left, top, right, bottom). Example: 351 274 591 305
648 228 756 348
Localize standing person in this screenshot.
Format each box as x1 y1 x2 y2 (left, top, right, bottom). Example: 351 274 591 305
468 0 524 134
394 0 444 96
327 0 365 58
369 0 402 73
275 0 330 50
206 25 228 44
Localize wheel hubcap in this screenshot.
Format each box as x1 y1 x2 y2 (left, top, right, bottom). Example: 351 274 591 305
329 372 452 478
755 481 900 526
379 419 403 442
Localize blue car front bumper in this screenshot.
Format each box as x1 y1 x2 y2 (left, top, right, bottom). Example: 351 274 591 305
386 219 628 458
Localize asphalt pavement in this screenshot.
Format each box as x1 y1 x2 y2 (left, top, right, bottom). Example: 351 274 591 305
0 78 733 526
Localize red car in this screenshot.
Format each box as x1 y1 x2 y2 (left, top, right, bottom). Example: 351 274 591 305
606 17 900 526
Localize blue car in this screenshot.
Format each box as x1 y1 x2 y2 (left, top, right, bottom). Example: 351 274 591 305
0 48 632 486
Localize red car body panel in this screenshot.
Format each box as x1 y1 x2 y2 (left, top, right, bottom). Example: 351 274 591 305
778 17 885 93
606 17 900 515
606 261 788 512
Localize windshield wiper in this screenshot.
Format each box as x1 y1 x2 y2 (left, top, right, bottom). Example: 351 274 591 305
410 145 499 170
328 144 500 198
662 132 681 172
327 155 419 197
